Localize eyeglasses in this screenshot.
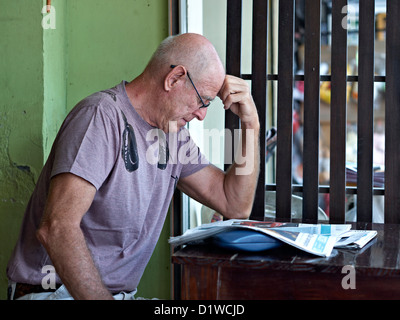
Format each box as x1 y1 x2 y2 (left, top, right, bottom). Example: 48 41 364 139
170 65 210 109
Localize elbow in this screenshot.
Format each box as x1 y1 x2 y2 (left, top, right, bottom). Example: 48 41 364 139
36 218 82 250
234 209 252 220
222 205 252 220
36 219 68 249
224 212 251 220
36 223 52 248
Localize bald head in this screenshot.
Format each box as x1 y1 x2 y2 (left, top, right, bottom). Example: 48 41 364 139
125 33 226 132
145 33 225 82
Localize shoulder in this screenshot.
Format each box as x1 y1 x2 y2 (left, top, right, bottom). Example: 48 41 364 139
70 88 124 123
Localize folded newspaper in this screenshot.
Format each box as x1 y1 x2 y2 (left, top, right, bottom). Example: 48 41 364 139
169 220 377 257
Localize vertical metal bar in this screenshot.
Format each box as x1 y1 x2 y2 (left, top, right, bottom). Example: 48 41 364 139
225 0 242 172
168 0 180 36
357 0 375 223
250 0 268 220
169 0 181 300
329 0 348 223
385 1 400 223
302 0 321 223
276 0 294 222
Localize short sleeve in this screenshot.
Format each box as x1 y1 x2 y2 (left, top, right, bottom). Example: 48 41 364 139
177 128 210 179
51 104 120 190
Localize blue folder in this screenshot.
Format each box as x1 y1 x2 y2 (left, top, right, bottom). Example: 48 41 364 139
212 228 283 252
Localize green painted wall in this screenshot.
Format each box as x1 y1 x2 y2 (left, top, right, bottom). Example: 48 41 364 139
0 0 170 300
66 0 168 110
43 0 68 160
0 0 44 300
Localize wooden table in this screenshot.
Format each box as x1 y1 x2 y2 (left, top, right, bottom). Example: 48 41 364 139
172 222 400 300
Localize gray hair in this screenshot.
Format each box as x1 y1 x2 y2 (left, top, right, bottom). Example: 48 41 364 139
145 34 222 82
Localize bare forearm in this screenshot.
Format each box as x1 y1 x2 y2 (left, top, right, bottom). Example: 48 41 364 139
36 224 113 300
224 120 260 218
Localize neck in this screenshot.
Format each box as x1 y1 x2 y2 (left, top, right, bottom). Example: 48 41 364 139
125 74 159 127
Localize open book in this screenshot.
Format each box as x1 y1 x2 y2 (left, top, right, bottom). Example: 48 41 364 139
169 220 377 257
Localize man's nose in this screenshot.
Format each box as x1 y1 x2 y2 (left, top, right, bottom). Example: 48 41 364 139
193 107 208 121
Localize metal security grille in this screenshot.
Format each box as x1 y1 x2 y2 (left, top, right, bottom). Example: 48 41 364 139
225 0 400 223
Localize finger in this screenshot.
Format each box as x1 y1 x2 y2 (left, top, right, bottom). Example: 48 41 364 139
223 92 244 108
219 83 249 107
218 75 245 98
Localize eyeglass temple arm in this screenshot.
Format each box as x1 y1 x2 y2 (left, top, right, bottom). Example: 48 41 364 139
170 65 204 102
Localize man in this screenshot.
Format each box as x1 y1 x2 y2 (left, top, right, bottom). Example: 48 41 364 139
7 33 260 300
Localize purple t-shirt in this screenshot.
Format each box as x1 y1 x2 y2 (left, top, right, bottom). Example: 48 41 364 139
7 81 209 293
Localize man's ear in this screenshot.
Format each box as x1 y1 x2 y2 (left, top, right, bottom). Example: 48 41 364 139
164 65 186 92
